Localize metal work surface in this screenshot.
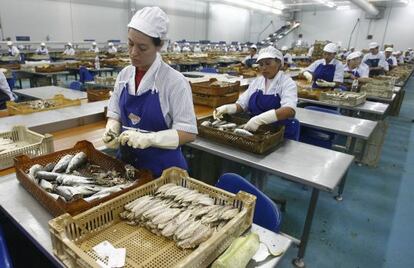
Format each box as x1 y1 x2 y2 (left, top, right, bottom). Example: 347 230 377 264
0 173 290 268
0 100 107 133
366 93 396 103
15 86 87 100
295 107 377 140
188 138 354 192
298 98 389 115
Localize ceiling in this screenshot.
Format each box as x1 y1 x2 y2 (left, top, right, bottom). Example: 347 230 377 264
278 0 412 12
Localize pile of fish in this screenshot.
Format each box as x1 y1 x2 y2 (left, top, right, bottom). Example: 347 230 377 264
201 119 254 137
120 183 240 249
28 100 57 110
26 152 136 202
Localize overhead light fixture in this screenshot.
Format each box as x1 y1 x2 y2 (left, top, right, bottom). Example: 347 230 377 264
315 0 337 8
337 5 351 10
400 0 410 4
207 0 283 15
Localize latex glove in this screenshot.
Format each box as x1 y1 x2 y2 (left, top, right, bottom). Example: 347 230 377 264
244 109 278 132
214 104 238 119
102 118 121 149
303 71 313 82
119 129 179 150
316 79 336 88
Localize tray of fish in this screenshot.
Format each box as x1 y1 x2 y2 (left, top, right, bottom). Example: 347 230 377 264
14 140 153 216
319 91 366 107
49 167 256 268
190 78 240 96
197 114 284 154
0 126 54 170
359 76 395 99
34 64 66 73
6 94 81 115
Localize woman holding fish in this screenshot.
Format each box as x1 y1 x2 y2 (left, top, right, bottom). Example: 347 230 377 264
102 7 197 177
214 46 297 137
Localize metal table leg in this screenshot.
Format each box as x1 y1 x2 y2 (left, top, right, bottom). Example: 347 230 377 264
335 170 348 201
293 188 320 268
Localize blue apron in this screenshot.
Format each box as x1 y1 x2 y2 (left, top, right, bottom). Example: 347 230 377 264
248 90 296 140
245 57 257 68
365 58 384 76
117 83 187 177
386 58 394 70
312 63 336 88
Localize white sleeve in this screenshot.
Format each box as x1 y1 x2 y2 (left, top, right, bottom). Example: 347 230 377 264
333 62 344 83
392 57 398 66
359 65 369 78
236 81 257 111
306 60 319 73
107 73 123 121
169 77 198 134
287 54 293 64
0 72 14 101
379 55 389 71
279 77 297 109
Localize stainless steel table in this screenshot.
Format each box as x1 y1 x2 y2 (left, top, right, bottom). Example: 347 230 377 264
17 70 70 86
0 100 107 133
0 173 292 268
15 86 87 100
366 93 396 103
187 137 354 266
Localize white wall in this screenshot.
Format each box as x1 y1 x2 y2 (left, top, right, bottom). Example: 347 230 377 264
295 5 414 51
249 11 285 44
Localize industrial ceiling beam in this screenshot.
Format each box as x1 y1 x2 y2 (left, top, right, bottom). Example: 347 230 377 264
349 0 380 16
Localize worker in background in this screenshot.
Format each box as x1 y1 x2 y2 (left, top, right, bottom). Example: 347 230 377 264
384 47 398 70
172 42 181 53
214 46 297 136
193 43 202 53
303 43 344 88
242 45 258 68
242 44 249 53
63 43 75 56
307 45 314 57
102 6 197 177
281 46 293 66
36 42 49 55
407 48 414 62
394 51 405 65
6 41 20 57
292 33 307 48
362 42 388 76
344 51 369 79
221 44 228 53
237 42 242 51
107 42 118 54
344 47 355 59
228 45 237 52
203 44 211 52
182 42 191 52
0 71 15 110
89 42 99 53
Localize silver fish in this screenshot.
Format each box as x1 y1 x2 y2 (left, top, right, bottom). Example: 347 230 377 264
65 152 87 173
212 119 227 127
234 128 254 136
35 171 60 181
39 179 54 192
43 162 56 172
220 208 239 220
151 208 181 225
177 224 213 249
124 195 153 211
200 121 211 127
28 164 43 181
54 186 82 201
56 174 94 186
220 123 237 129
52 155 74 173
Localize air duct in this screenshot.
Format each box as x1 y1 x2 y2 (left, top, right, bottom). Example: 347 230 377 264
349 0 379 16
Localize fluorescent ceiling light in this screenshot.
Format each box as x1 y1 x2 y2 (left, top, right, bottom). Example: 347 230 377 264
315 0 337 8
208 0 283 15
400 0 409 4
337 5 351 10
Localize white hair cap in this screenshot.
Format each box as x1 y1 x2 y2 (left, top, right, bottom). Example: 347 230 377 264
128 6 169 40
257 46 284 65
323 43 338 53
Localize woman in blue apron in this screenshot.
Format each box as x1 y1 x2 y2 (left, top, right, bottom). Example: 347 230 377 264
242 45 258 68
344 51 369 80
363 42 389 76
302 43 344 89
102 7 197 177
214 46 297 139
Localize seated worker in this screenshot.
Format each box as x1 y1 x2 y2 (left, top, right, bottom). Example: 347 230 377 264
242 45 258 68
6 41 20 57
302 43 344 88
36 42 49 55
172 42 181 53
362 42 388 76
281 46 293 67
344 51 369 79
63 43 76 56
107 42 118 54
384 47 398 70
214 46 297 135
394 51 404 65
89 42 100 53
0 71 15 110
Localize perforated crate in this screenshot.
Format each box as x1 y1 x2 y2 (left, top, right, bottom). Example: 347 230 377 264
49 167 256 268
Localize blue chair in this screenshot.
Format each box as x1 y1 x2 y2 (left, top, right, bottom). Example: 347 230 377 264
6 72 16 90
283 118 300 141
0 226 13 268
300 106 340 149
215 173 282 233
69 81 83 91
79 66 94 83
200 67 218 73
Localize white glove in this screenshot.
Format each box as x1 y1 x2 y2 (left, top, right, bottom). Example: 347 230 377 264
214 104 238 119
303 71 313 82
244 109 278 132
119 129 179 150
316 79 336 87
102 118 121 149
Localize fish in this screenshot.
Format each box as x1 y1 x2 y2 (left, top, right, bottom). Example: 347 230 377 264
220 123 237 129
54 186 82 201
200 121 211 127
177 224 213 249
35 171 61 181
56 174 95 186
151 208 181 225
39 179 54 192
161 210 193 237
212 119 227 127
124 164 135 180
124 195 153 211
52 155 74 173
43 162 56 172
234 128 254 136
28 164 43 181
155 183 177 195
220 208 239 220
65 152 87 173
175 220 202 241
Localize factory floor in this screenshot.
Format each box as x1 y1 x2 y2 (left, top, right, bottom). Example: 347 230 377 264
272 75 414 268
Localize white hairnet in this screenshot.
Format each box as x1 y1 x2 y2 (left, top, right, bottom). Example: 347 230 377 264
369 42 379 49
7 41 13 46
385 47 393 52
128 6 169 40
257 46 284 65
323 43 338 53
347 51 362 60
